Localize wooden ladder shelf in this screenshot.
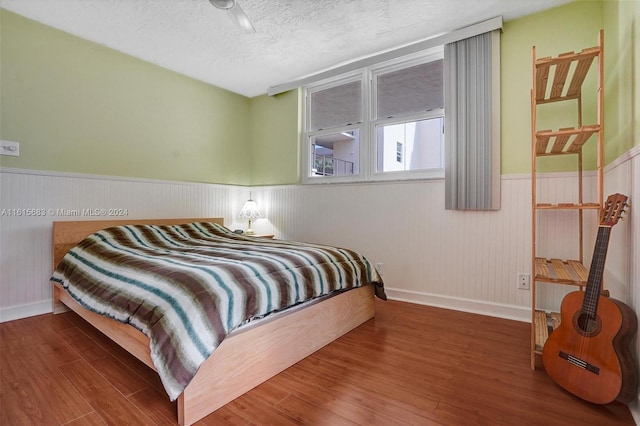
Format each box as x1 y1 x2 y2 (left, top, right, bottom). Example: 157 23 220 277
529 30 604 368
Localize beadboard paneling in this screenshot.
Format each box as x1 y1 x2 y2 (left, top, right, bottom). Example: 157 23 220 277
608 148 640 419
0 169 243 321
1 154 636 326
251 177 538 320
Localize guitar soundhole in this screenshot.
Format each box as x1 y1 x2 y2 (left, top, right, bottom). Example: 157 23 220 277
574 312 601 337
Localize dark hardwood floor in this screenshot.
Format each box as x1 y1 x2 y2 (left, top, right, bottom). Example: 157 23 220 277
1 299 635 425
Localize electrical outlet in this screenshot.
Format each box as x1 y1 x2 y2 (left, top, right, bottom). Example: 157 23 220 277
376 262 384 276
517 273 530 290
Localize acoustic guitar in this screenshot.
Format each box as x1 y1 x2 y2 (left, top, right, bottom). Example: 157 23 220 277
542 193 638 404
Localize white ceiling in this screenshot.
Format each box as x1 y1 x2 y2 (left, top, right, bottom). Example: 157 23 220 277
0 0 572 98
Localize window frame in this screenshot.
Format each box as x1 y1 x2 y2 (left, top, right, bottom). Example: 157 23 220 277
301 47 445 184
302 71 368 184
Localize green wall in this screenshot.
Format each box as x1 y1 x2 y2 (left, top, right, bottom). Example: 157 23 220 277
500 0 639 172
501 0 604 174
602 0 640 162
248 90 300 185
2 2 636 185
0 9 251 185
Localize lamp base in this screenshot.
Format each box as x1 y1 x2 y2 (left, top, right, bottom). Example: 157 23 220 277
245 220 255 235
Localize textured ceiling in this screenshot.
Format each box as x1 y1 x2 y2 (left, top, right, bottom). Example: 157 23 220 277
0 0 572 97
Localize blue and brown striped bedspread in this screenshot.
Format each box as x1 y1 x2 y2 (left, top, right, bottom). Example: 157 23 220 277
51 222 385 400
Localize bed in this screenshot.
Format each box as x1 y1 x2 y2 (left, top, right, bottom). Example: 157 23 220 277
51 218 384 425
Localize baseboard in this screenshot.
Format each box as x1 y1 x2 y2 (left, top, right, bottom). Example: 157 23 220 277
0 300 51 323
384 287 530 323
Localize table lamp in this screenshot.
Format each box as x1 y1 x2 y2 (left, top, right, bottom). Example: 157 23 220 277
238 193 262 235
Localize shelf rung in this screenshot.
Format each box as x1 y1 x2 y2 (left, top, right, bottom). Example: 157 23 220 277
548 53 572 99
566 54 597 97
534 310 562 352
535 125 600 155
534 311 549 352
567 260 588 283
535 46 600 68
534 203 601 210
550 127 573 153
534 46 600 103
534 257 587 285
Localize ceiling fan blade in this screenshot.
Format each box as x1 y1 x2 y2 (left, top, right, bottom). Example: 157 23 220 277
228 2 255 33
209 0 235 9
209 0 255 33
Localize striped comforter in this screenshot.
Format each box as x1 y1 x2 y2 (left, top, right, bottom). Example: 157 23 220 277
51 222 384 400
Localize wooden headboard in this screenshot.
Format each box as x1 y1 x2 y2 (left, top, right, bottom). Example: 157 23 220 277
52 218 224 270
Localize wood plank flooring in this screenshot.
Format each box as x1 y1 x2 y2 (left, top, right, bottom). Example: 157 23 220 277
1 299 635 425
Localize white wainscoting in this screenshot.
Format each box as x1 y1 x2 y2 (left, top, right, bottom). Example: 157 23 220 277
0 169 539 322
605 146 640 422
252 173 607 322
0 168 246 322
635 151 640 423
1 151 636 328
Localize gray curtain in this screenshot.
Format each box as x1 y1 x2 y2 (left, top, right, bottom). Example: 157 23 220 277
444 31 500 210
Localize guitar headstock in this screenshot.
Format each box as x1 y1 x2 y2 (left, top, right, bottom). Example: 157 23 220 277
600 193 629 227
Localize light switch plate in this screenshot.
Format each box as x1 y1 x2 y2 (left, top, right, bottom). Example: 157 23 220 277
0 140 20 157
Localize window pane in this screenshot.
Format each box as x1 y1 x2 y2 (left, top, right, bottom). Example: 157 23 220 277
310 81 362 131
310 130 359 176
376 118 443 172
376 60 443 119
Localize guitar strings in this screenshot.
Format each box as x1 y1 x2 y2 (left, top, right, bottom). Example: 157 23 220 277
577 225 610 359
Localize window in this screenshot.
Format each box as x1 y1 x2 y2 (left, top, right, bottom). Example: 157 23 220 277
300 27 499 195
302 48 444 183
373 56 444 178
305 76 362 178
378 118 443 173
311 130 359 176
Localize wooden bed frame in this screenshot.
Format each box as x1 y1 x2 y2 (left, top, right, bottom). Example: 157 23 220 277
51 218 376 425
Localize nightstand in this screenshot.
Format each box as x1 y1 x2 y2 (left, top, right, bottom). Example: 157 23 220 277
253 234 274 239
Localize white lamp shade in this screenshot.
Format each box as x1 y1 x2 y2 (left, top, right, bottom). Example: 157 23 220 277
239 199 263 220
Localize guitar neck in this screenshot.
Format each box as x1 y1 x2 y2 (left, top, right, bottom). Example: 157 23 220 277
581 225 611 319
